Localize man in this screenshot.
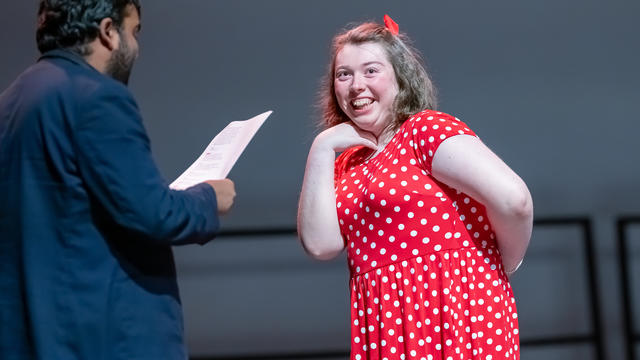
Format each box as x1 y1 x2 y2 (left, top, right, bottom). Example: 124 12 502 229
0 1 235 359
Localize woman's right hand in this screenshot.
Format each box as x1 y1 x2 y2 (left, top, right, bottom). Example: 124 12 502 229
313 122 378 154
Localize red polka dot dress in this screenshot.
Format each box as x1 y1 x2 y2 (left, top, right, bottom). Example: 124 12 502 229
334 110 520 360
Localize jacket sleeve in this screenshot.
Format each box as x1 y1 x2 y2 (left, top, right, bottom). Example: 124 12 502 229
73 83 219 245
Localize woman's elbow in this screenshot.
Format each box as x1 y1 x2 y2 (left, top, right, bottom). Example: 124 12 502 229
307 247 343 261
505 184 534 221
298 233 344 261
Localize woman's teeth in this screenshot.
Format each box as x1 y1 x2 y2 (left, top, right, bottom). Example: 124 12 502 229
352 98 373 109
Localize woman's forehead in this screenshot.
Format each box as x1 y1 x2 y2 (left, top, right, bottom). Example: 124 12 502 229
335 42 390 65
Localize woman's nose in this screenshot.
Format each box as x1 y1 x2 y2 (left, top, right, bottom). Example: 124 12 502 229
350 74 365 92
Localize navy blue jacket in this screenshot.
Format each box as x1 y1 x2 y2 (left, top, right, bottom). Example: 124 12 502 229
0 50 220 359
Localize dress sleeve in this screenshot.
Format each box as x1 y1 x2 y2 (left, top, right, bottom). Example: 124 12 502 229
73 83 219 245
408 110 477 174
333 146 364 188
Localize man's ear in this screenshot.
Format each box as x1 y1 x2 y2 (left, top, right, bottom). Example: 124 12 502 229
97 17 119 51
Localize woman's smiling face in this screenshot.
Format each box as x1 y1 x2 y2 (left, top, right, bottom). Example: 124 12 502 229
333 42 399 137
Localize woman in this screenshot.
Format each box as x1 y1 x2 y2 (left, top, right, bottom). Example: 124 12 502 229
298 15 533 360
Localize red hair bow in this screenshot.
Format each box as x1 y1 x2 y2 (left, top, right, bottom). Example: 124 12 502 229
383 14 399 35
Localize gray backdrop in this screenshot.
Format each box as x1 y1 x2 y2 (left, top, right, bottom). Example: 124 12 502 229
1 1 639 359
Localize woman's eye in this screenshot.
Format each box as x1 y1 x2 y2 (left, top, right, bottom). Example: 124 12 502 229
366 68 379 74
336 71 350 79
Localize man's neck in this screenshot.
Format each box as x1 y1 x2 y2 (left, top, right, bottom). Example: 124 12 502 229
83 41 110 75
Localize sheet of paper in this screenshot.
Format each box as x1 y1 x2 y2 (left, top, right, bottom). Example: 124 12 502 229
169 110 272 190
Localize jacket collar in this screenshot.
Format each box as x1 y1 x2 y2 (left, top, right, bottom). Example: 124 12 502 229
39 49 99 73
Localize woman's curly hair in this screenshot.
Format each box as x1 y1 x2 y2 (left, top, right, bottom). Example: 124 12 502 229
320 21 437 129
36 0 141 55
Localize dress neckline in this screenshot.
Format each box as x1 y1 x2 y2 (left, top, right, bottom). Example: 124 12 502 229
363 122 406 164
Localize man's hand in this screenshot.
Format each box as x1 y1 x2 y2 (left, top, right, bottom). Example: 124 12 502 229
205 179 236 214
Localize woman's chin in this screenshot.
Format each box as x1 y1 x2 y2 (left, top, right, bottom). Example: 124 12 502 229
352 116 390 135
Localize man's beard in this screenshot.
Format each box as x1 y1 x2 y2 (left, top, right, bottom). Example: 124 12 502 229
105 32 137 85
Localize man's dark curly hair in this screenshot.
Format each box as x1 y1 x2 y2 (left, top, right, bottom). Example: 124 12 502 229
36 0 141 55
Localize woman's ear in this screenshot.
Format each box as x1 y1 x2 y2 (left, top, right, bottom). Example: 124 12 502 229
97 17 119 51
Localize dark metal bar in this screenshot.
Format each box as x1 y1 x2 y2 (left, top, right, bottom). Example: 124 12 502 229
217 228 297 238
579 219 605 360
533 217 592 226
520 334 596 347
617 217 639 360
